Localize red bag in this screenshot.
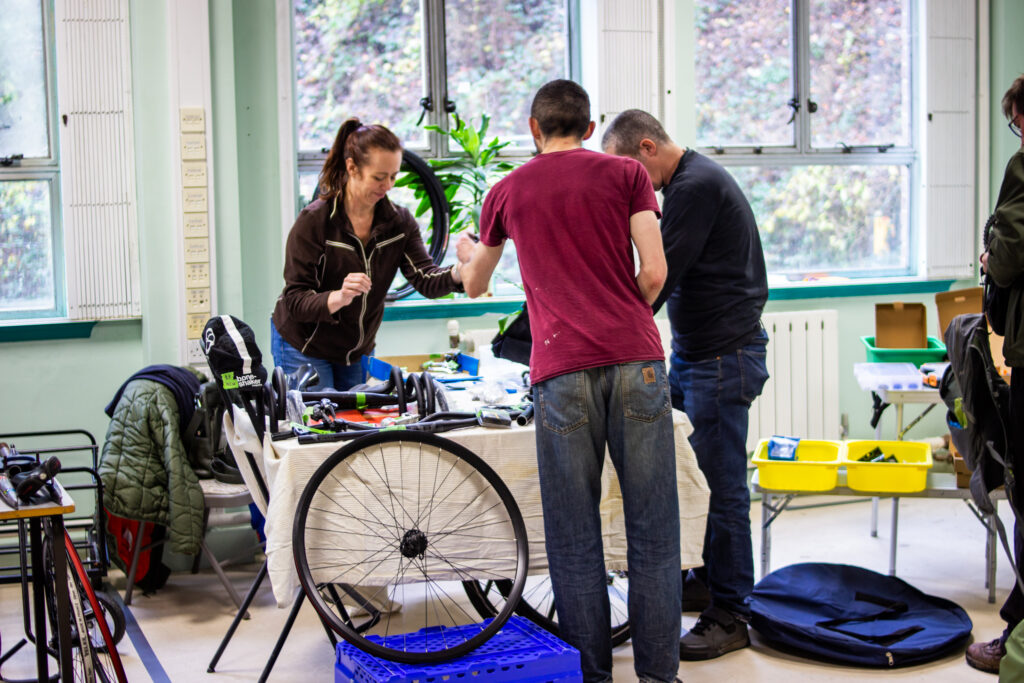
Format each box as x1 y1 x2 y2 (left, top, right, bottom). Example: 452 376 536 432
106 510 171 593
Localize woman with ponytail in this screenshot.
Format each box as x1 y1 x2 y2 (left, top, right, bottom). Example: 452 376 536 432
271 118 463 389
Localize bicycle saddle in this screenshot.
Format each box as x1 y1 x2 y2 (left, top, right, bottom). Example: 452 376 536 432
3 454 62 507
287 363 320 391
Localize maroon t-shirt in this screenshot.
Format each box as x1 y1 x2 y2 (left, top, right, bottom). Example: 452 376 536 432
480 148 664 383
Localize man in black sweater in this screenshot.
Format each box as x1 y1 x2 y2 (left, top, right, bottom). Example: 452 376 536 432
603 110 769 661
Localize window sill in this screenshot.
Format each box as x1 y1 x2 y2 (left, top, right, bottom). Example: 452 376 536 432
766 278 957 300
383 297 523 321
382 278 959 321
0 320 97 343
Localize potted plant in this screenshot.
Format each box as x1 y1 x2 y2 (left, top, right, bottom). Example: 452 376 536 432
396 113 520 237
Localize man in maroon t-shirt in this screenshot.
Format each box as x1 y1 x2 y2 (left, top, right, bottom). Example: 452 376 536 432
457 80 682 683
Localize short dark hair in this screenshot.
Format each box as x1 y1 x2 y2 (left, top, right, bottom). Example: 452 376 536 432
530 79 591 139
601 109 671 156
1003 74 1024 120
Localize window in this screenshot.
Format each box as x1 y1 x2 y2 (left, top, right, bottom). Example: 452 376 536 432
293 0 574 298
694 0 916 282
0 0 62 319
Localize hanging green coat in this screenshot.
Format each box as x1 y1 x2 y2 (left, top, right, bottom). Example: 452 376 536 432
99 378 204 555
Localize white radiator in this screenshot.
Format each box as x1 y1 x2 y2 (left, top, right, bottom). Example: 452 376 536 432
747 310 841 451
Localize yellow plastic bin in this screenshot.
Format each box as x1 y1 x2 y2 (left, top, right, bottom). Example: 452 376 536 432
752 439 842 492
843 440 933 493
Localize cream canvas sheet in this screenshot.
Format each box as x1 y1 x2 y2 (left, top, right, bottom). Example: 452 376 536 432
225 407 710 607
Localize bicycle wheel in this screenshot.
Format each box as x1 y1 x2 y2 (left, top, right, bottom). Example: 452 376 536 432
42 534 95 681
463 570 632 647
293 431 528 664
386 150 450 301
64 531 127 682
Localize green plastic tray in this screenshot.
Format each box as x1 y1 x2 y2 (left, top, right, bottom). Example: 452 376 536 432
860 336 947 367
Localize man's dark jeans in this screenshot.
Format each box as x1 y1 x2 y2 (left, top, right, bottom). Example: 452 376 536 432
669 328 769 619
535 361 681 683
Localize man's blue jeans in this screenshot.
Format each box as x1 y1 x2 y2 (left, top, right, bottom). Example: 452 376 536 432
669 328 769 619
535 361 681 683
269 320 364 390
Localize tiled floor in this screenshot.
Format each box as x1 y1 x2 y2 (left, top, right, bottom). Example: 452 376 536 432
0 490 1011 682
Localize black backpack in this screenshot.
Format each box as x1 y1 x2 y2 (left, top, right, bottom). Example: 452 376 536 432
183 380 234 481
491 303 531 366
941 313 1021 590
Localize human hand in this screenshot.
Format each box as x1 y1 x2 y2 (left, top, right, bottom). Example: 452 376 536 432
455 231 478 264
328 272 372 312
980 251 989 273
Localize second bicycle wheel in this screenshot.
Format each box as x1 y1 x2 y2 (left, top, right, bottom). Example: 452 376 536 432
463 569 632 647
293 431 528 664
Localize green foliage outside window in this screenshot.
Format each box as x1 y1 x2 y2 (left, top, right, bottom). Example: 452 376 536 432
694 0 913 278
0 181 54 311
395 114 519 235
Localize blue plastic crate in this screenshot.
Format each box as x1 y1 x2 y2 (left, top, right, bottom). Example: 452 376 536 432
335 616 582 683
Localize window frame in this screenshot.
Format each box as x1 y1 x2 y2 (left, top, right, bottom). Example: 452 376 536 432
0 0 65 321
692 0 921 281
294 0 580 185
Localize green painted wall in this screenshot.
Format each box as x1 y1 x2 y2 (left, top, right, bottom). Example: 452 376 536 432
230 0 282 350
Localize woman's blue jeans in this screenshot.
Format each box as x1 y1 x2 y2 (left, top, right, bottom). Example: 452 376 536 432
269 320 364 390
535 361 681 683
669 328 769 619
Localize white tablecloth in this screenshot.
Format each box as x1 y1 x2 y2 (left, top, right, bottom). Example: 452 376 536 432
225 406 710 607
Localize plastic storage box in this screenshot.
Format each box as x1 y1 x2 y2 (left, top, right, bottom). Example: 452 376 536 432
843 440 933 494
752 439 842 492
335 616 582 683
860 336 947 367
853 362 925 392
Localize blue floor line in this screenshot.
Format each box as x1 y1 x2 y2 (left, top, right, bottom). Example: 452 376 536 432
106 586 171 683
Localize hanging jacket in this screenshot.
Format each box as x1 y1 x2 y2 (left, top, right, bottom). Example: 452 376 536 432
99 377 205 555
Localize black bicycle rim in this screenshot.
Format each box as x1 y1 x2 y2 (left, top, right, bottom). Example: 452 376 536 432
387 150 450 301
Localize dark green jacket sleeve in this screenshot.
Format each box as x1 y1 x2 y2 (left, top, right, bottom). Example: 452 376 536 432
988 149 1024 287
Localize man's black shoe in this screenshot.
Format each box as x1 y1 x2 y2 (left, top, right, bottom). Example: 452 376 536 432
679 606 750 661
681 570 711 613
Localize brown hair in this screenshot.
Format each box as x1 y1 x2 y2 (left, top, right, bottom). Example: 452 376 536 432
1003 75 1024 121
318 118 402 201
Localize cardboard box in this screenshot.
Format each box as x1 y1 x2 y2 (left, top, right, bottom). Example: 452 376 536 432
935 287 983 339
875 302 928 349
950 439 971 489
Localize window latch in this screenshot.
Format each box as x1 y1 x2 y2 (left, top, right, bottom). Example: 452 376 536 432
786 98 800 124
415 96 433 126
877 143 894 153
444 99 460 129
0 154 23 167
838 141 852 153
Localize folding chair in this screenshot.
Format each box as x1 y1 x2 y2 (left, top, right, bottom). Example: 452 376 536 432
123 478 254 608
